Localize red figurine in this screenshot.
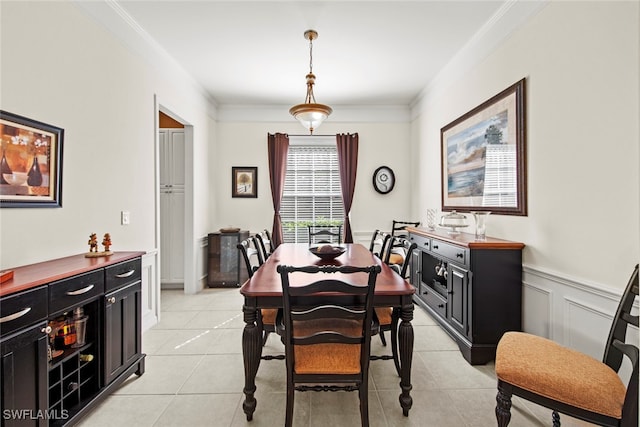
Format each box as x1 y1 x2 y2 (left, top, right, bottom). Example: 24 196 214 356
102 233 112 253
88 233 98 253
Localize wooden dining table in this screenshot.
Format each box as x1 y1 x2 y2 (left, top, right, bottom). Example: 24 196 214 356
239 243 415 420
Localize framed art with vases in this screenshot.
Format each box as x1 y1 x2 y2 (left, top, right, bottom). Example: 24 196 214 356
0 110 63 208
441 79 527 216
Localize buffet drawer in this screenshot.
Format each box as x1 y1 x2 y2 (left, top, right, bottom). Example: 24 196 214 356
430 240 468 266
105 258 141 292
49 270 104 315
0 286 48 337
409 233 430 251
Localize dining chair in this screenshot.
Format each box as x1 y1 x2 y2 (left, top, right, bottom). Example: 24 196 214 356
371 236 417 375
308 224 342 244
495 264 639 427
276 264 381 427
391 220 420 239
237 237 279 352
254 229 272 260
368 229 391 259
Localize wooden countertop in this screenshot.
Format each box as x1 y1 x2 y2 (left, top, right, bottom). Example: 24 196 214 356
406 226 525 250
0 251 145 297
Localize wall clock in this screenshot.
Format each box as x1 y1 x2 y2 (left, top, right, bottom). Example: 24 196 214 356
372 166 395 194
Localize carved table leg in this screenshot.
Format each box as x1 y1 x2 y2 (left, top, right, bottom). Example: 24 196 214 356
398 301 414 416
242 302 262 421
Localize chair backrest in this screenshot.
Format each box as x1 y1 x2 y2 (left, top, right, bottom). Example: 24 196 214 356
277 264 381 377
391 220 420 238
237 237 264 278
254 230 272 260
603 264 639 420
368 229 391 259
383 236 417 278
308 224 342 244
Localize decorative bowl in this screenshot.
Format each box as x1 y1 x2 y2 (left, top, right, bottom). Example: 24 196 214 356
2 172 28 186
309 245 346 261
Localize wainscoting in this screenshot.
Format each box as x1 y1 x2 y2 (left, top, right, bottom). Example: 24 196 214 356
142 250 160 330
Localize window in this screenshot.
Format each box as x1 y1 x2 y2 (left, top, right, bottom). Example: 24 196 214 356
281 143 344 243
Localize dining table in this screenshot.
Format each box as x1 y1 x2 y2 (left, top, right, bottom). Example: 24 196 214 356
239 243 415 420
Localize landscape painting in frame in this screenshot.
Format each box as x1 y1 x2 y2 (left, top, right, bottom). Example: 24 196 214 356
232 166 257 198
441 78 527 216
0 111 63 208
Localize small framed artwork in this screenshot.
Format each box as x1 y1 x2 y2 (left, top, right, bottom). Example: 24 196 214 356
232 166 257 198
441 78 527 216
1 111 64 208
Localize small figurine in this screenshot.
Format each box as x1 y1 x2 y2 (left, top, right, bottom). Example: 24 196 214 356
102 233 112 253
88 233 98 253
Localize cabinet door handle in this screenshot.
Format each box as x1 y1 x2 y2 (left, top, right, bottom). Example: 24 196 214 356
66 284 95 296
433 245 439 249
0 307 31 323
115 270 135 278
42 325 52 334
456 253 463 258
107 297 116 304
438 304 444 308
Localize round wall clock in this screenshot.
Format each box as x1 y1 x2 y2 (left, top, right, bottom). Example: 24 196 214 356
372 166 395 194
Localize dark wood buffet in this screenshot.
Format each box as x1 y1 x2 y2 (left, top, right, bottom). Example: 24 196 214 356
406 227 524 365
0 252 146 426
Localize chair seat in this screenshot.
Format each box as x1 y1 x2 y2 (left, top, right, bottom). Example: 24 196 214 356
495 331 626 419
388 253 404 265
261 308 277 325
293 318 362 375
374 307 393 326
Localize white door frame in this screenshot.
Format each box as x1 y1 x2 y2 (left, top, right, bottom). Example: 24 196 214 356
155 96 196 295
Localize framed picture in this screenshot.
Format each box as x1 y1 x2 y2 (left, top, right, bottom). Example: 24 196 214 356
1 111 64 208
232 166 257 198
441 78 527 216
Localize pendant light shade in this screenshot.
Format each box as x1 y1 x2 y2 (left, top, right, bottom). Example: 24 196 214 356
289 30 332 134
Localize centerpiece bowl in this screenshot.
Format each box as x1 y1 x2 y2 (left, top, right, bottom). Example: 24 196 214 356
309 244 346 261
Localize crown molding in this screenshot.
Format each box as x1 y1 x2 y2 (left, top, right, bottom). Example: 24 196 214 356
410 0 549 118
72 0 217 108
216 104 411 123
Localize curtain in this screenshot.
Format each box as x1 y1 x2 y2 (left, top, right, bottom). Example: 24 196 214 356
267 133 289 247
336 133 358 243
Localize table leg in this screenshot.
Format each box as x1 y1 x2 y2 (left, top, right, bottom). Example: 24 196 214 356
398 301 414 416
242 303 262 421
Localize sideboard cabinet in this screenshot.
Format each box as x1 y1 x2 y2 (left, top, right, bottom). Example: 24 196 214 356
406 227 524 365
0 252 145 426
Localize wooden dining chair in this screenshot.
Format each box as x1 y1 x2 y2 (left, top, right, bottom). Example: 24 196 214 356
276 264 381 427
391 220 420 239
495 264 639 427
308 224 342 244
368 229 391 259
371 236 417 375
254 229 272 261
237 237 278 351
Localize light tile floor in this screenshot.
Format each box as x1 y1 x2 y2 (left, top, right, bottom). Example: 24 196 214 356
79 288 592 427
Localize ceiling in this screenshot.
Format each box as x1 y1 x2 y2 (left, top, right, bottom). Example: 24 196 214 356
81 1 542 108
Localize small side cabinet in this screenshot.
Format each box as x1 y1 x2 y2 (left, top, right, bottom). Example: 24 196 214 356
207 231 250 287
407 227 524 365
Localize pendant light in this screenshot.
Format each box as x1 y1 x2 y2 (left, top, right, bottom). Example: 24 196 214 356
289 30 332 134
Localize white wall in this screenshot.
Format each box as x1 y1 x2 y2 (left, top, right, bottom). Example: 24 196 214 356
412 1 639 290
0 2 214 290
214 119 413 237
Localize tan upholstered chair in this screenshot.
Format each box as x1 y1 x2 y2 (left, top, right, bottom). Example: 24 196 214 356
276 264 381 427
495 264 639 427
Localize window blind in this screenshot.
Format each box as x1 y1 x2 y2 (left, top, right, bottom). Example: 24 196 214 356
281 146 344 243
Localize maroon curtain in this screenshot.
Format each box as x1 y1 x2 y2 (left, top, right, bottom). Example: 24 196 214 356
267 133 289 247
336 133 358 243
